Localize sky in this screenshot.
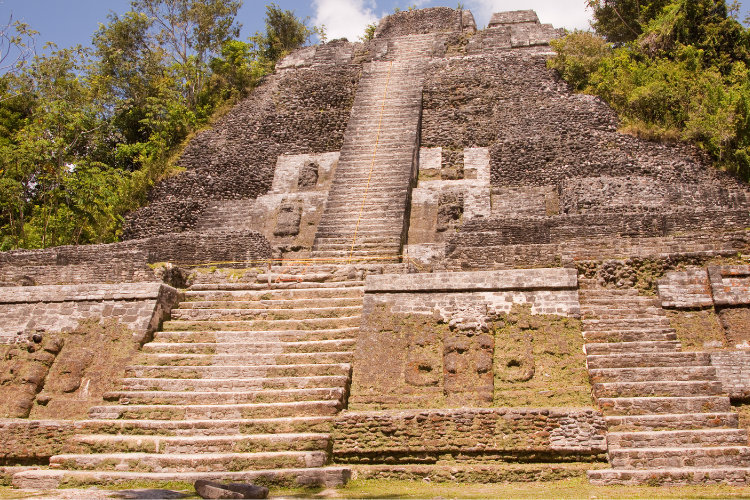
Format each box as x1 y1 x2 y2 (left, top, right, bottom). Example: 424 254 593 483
1 0 749 52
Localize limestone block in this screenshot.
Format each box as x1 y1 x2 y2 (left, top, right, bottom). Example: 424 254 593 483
658 268 713 309
276 46 316 70
418 147 442 179
274 202 302 237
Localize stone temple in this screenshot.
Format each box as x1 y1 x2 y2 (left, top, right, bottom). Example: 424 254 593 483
2 7 750 489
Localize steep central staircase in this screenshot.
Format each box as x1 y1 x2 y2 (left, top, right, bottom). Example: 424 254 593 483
580 280 750 485
312 34 436 262
15 269 364 488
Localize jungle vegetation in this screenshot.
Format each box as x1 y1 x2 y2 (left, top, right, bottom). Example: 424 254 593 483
0 1 316 250
549 0 750 180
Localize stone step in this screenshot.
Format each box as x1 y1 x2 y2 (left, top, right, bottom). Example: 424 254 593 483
587 352 712 370
605 413 740 432
582 318 672 329
252 273 356 284
335 152 414 163
104 387 345 405
581 309 666 320
587 467 750 486
12 467 351 489
584 341 681 355
188 282 365 291
134 351 354 366
315 216 405 227
142 339 356 355
121 375 349 392
70 433 331 454
312 232 399 243
578 290 640 298
313 241 400 251
76 416 335 436
170 306 361 321
309 253 401 262
49 450 328 472
124 363 351 379
607 429 749 449
589 366 717 383
321 200 408 211
313 228 396 237
592 380 724 399
161 316 362 332
579 296 659 306
183 288 364 301
328 174 411 184
609 446 750 469
88 400 342 420
597 396 731 416
153 328 360 343
582 329 677 343
179 297 363 309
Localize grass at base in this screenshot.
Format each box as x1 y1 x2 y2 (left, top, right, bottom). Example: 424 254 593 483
3 477 750 499
275 477 750 499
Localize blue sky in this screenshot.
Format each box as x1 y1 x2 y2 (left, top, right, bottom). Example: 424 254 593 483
1 0 749 51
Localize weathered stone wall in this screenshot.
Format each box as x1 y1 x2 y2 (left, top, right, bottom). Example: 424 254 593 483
444 232 750 272
488 10 540 26
420 42 748 212
658 268 713 309
451 210 750 248
658 265 750 348
0 420 76 464
0 283 181 344
0 284 180 420
123 56 361 239
333 408 607 463
352 270 589 409
374 7 469 39
710 351 750 401
0 230 271 287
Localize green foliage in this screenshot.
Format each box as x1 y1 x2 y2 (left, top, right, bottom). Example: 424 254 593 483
587 0 672 44
551 0 750 180
548 32 611 90
253 3 315 64
360 23 377 42
0 15 38 74
0 1 315 250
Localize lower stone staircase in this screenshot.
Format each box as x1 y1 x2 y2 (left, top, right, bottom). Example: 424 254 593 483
14 267 366 488
579 280 750 485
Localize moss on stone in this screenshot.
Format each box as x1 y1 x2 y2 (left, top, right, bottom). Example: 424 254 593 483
351 304 591 409
668 309 727 351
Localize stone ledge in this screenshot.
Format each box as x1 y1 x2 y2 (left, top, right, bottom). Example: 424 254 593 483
352 462 605 482
0 283 176 305
333 407 606 462
12 467 351 489
365 268 577 293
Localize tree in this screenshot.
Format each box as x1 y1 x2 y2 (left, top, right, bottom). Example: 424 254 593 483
253 3 315 64
587 0 671 43
92 12 166 152
0 46 110 248
0 15 37 74
638 0 750 70
130 0 242 107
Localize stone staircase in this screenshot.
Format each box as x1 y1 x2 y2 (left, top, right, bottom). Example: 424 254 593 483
579 280 750 485
311 35 436 263
14 269 365 488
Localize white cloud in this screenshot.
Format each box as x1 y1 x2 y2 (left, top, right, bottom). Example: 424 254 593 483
313 0 378 42
466 0 592 31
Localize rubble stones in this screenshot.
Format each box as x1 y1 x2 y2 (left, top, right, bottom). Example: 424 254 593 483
194 480 268 499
